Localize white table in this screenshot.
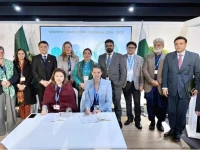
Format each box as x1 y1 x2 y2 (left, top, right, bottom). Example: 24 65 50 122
2 112 127 149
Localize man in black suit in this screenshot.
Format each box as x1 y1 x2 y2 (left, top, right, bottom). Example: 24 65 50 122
32 41 57 111
162 36 200 142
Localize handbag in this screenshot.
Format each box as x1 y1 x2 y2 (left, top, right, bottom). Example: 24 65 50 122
184 78 195 99
17 91 24 103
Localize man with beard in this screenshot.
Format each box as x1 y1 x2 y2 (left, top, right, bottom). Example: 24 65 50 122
143 38 168 132
98 39 126 129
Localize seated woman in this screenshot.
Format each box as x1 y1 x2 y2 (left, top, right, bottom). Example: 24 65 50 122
41 68 77 115
84 65 112 115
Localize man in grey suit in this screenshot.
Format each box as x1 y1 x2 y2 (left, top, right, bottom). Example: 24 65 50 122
123 41 144 130
98 39 126 129
162 36 200 142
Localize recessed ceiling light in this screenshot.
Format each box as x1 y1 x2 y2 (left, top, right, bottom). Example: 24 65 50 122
14 5 21 12
121 18 124 22
35 18 40 22
128 6 134 12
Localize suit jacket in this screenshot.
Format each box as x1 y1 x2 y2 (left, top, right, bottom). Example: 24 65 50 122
14 60 36 105
98 52 126 87
32 54 57 88
123 54 144 90
84 78 112 112
143 52 166 95
162 51 200 98
57 55 79 80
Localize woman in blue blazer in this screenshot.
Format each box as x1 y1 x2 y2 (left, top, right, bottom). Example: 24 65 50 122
84 65 112 115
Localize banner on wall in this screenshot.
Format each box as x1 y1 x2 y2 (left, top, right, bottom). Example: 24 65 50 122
40 26 132 62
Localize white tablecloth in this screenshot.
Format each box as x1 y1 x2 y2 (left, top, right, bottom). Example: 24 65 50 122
2 112 127 149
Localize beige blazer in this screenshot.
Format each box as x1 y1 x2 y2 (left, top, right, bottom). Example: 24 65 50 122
57 55 79 80
142 52 166 95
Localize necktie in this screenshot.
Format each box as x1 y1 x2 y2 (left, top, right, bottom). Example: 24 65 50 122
43 56 47 63
106 54 111 77
178 54 183 69
107 54 111 68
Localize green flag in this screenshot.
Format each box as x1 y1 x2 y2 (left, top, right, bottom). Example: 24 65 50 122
137 22 150 58
15 26 32 60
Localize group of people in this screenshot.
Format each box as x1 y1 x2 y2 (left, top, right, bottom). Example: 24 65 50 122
0 36 200 143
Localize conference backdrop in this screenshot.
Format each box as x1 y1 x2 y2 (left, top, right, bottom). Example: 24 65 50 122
40 26 132 61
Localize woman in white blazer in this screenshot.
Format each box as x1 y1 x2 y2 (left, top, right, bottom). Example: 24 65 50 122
57 41 79 84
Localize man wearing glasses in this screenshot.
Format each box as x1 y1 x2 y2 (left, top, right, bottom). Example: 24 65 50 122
123 41 144 130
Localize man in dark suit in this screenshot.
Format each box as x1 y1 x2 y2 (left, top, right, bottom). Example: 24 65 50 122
32 41 57 111
98 39 126 129
162 36 200 142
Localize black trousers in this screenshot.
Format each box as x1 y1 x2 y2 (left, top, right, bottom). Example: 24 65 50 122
112 84 122 121
168 93 189 135
123 81 141 123
37 86 45 109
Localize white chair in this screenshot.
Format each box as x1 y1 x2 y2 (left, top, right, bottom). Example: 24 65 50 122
73 88 78 108
80 91 85 112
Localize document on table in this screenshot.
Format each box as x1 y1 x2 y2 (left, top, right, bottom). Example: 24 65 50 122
79 114 111 124
79 114 99 124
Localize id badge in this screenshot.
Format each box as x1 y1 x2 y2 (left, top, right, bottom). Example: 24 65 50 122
20 77 26 82
154 70 158 74
83 76 89 83
2 78 7 81
53 105 60 110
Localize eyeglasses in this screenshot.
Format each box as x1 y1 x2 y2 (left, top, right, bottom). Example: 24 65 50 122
127 47 136 49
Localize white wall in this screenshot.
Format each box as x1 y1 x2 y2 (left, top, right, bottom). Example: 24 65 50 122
1 21 200 61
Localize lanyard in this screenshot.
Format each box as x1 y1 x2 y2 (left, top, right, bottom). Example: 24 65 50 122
55 84 62 103
128 55 134 70
83 61 90 75
154 56 161 69
68 56 71 71
94 79 101 103
19 62 24 77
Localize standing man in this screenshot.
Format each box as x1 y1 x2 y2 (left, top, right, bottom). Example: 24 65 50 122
162 36 200 142
0 46 19 136
143 38 167 132
98 39 126 129
123 41 144 130
32 41 57 112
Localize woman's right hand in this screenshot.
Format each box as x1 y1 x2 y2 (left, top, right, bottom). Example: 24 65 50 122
41 109 48 115
85 108 90 116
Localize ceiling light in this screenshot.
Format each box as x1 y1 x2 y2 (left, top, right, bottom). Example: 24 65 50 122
35 18 40 22
14 5 21 12
128 6 134 12
121 18 124 22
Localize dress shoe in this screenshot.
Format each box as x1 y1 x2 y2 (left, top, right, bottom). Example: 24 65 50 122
156 121 164 132
124 118 133 125
173 134 181 142
149 121 155 130
135 122 142 130
164 130 174 137
118 121 123 129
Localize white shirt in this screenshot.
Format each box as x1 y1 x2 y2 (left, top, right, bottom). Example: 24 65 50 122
127 54 135 82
